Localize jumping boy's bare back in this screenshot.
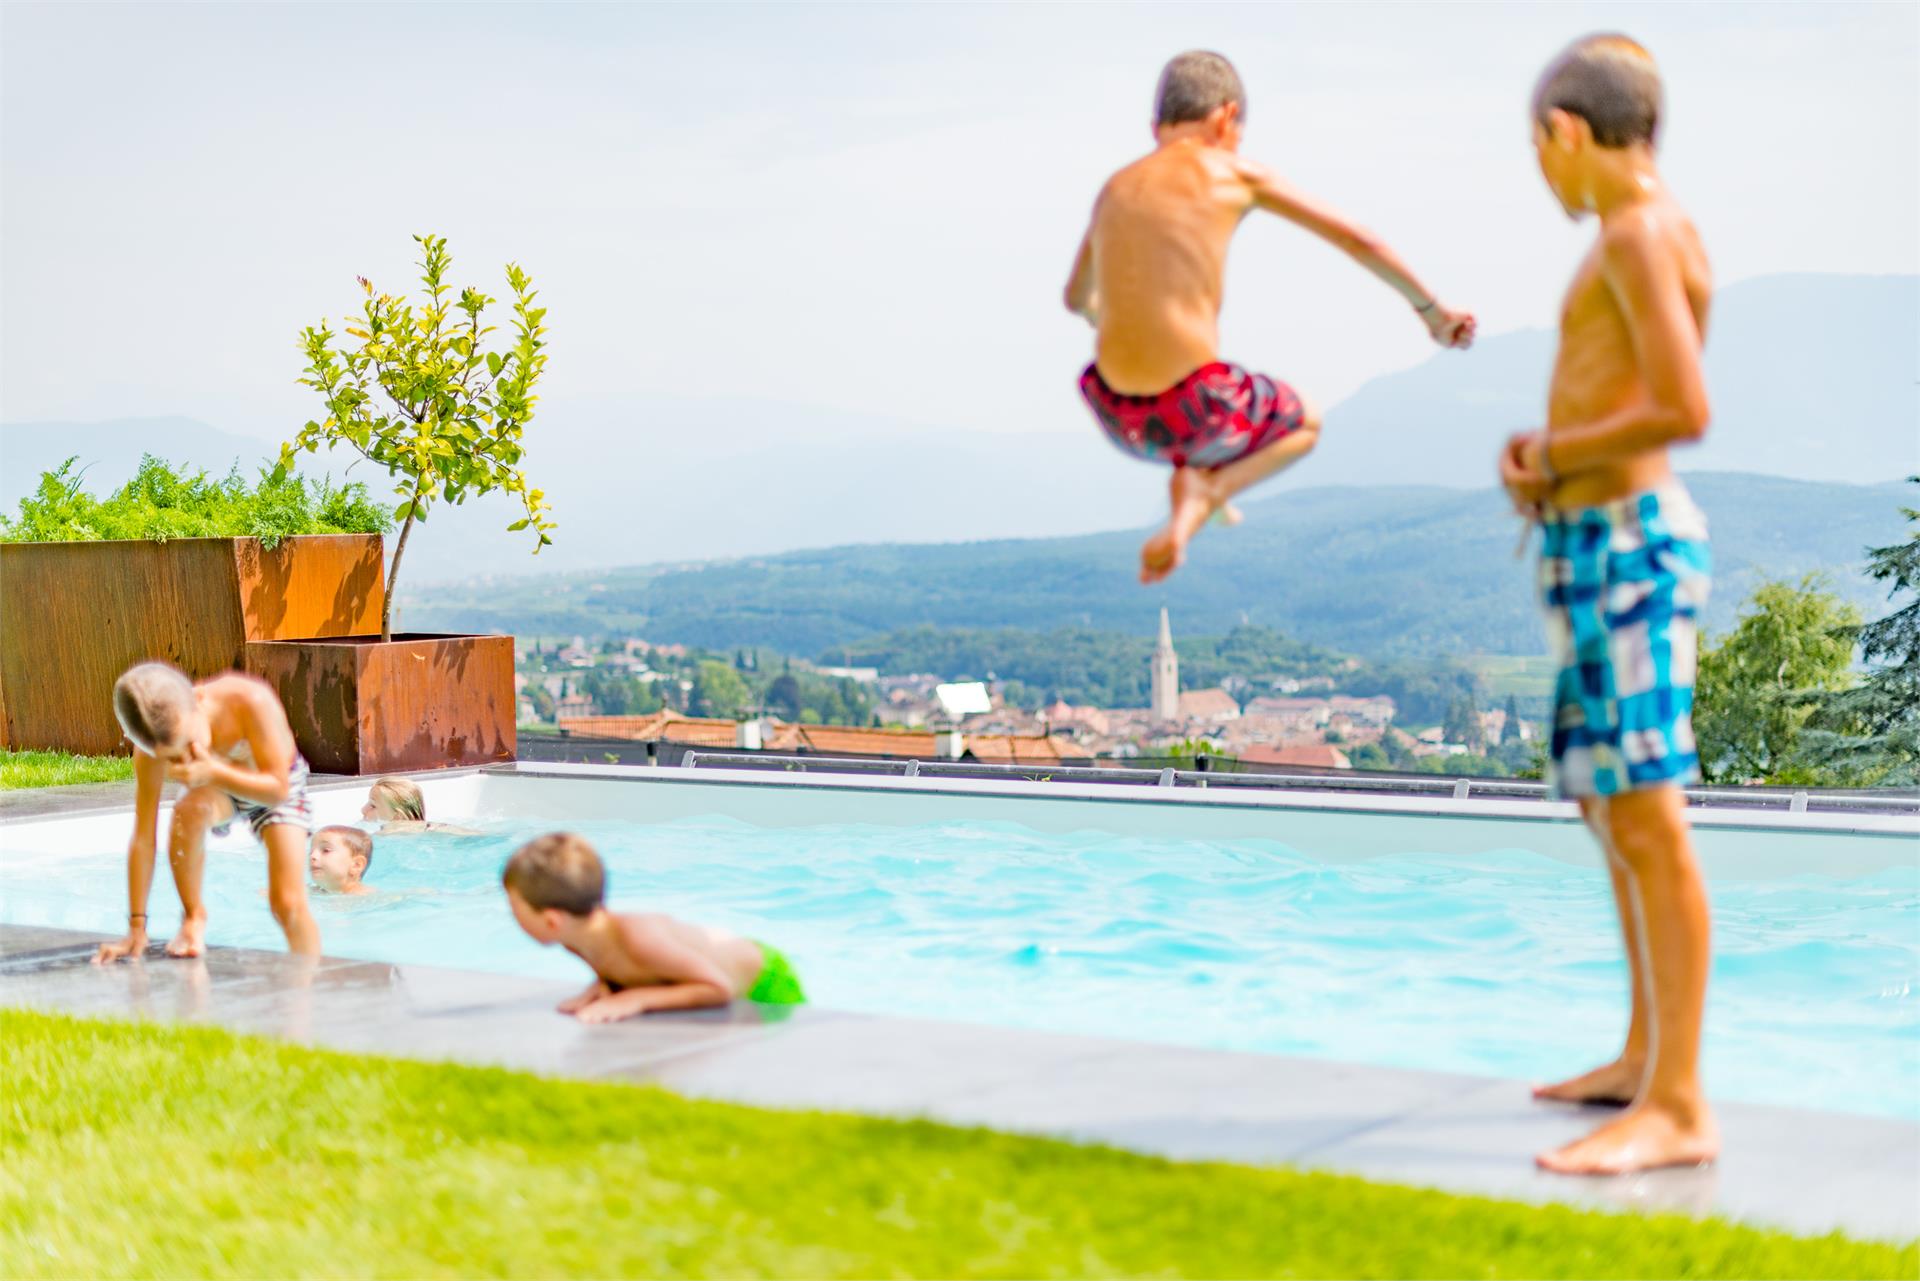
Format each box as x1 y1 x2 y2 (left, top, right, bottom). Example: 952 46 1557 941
1067 51 1473 583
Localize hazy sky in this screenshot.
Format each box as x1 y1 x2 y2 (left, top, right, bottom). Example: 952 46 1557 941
3 1 1915 449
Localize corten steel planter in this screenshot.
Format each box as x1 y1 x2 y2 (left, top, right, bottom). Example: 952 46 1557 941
0 535 385 755
244 633 516 775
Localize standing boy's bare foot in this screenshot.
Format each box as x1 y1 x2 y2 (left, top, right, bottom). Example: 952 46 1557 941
1536 1101 1718 1175
1533 1056 1646 1107
1141 468 1223 584
165 917 207 958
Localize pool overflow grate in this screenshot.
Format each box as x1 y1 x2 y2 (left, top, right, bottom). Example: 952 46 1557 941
669 752 1920 817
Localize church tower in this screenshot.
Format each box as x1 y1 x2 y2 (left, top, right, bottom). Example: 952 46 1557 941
1150 607 1180 721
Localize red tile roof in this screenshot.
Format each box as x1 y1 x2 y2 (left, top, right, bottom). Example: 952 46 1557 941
1239 744 1353 770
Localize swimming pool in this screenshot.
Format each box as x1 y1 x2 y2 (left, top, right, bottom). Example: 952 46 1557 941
4 764 1915 1120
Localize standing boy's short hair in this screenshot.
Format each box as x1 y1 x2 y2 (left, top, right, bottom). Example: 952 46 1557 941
318 825 373 872
113 661 196 751
503 832 605 916
1155 51 1245 127
1532 34 1662 149
370 776 426 821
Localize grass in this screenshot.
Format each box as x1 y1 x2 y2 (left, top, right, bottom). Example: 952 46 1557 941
0 749 134 790
1468 653 1559 704
1 1011 1910 1280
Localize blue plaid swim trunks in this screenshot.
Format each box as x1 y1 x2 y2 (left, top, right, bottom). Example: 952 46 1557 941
1540 483 1712 799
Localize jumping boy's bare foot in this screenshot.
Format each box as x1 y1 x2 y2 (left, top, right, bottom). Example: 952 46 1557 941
1141 467 1224 584
165 916 207 958
1536 1100 1718 1175
1533 1055 1646 1107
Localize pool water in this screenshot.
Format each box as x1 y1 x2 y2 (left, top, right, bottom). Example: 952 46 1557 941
5 813 1915 1119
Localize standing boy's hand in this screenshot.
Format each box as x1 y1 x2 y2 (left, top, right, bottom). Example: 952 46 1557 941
1501 430 1552 515
1424 304 1476 349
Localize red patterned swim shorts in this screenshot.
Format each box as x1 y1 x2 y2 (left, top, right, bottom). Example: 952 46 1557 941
1078 361 1305 469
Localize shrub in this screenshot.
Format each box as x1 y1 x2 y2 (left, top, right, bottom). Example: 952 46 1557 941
0 456 391 549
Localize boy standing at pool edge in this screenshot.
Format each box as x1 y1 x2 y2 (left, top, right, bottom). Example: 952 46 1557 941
1502 34 1717 1174
94 663 320 961
1067 51 1475 584
503 832 805 1021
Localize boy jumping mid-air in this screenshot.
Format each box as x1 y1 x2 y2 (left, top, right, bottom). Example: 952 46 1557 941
94 663 320 961
504 832 805 1022
1503 34 1717 1175
1067 50 1475 583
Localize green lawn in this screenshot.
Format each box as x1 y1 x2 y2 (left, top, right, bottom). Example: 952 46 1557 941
1 1011 1908 1280
0 749 134 790
1467 654 1559 705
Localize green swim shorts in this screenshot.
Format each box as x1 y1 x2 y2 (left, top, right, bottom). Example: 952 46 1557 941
745 940 806 1005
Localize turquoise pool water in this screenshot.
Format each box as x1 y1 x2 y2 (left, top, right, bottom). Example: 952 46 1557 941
5 813 1915 1119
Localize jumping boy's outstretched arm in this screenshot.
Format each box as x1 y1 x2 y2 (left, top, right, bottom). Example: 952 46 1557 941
94 752 164 963
1241 162 1475 349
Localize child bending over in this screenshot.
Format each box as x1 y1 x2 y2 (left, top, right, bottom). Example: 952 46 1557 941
94 662 319 961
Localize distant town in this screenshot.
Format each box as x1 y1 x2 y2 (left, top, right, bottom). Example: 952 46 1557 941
515 609 1542 777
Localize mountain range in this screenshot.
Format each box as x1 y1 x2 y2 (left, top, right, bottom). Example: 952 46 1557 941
1 273 1911 589
398 472 1911 659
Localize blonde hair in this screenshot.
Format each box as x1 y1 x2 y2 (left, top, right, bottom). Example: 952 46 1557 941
317 824 373 873
113 661 196 752
503 832 605 916
369 777 425 822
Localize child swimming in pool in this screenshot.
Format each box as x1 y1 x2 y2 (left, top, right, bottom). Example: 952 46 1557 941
1500 34 1717 1175
1066 50 1475 584
309 825 375 896
361 776 480 836
502 832 805 1022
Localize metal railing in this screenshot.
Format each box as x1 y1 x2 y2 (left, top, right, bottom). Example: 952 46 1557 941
672 750 1920 817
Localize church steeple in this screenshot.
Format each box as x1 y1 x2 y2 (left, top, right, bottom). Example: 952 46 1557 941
1150 607 1180 721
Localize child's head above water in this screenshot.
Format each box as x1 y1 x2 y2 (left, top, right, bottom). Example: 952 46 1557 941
502 832 604 942
112 662 205 760
1531 34 1662 213
362 776 425 823
310 825 373 893
1152 50 1245 147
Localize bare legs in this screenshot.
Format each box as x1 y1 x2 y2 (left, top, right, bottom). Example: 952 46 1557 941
1140 404 1322 584
1537 787 1718 1174
164 790 321 957
163 786 228 957
1533 798 1649 1105
263 824 322 956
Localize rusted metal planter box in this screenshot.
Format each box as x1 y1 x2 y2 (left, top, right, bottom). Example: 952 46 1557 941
0 536 385 755
244 633 516 775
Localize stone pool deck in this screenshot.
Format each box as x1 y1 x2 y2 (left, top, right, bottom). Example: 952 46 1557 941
2 922 1914 1242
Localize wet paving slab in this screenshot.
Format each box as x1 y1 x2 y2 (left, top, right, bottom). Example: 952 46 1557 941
2 923 1914 1242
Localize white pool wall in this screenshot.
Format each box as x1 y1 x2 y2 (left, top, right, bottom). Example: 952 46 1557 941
4 763 1913 882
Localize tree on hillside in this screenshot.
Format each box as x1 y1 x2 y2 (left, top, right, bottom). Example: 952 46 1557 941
1799 481 1919 786
765 673 804 722
691 661 751 720
1500 694 1520 746
1443 695 1484 751
1693 576 1860 784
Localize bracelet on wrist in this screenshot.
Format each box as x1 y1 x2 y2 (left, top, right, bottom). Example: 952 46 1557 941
1538 437 1560 483
1415 299 1437 314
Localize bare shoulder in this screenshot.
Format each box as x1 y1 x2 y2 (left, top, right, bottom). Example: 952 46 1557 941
613 911 676 950
227 672 294 730
1599 200 1704 273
